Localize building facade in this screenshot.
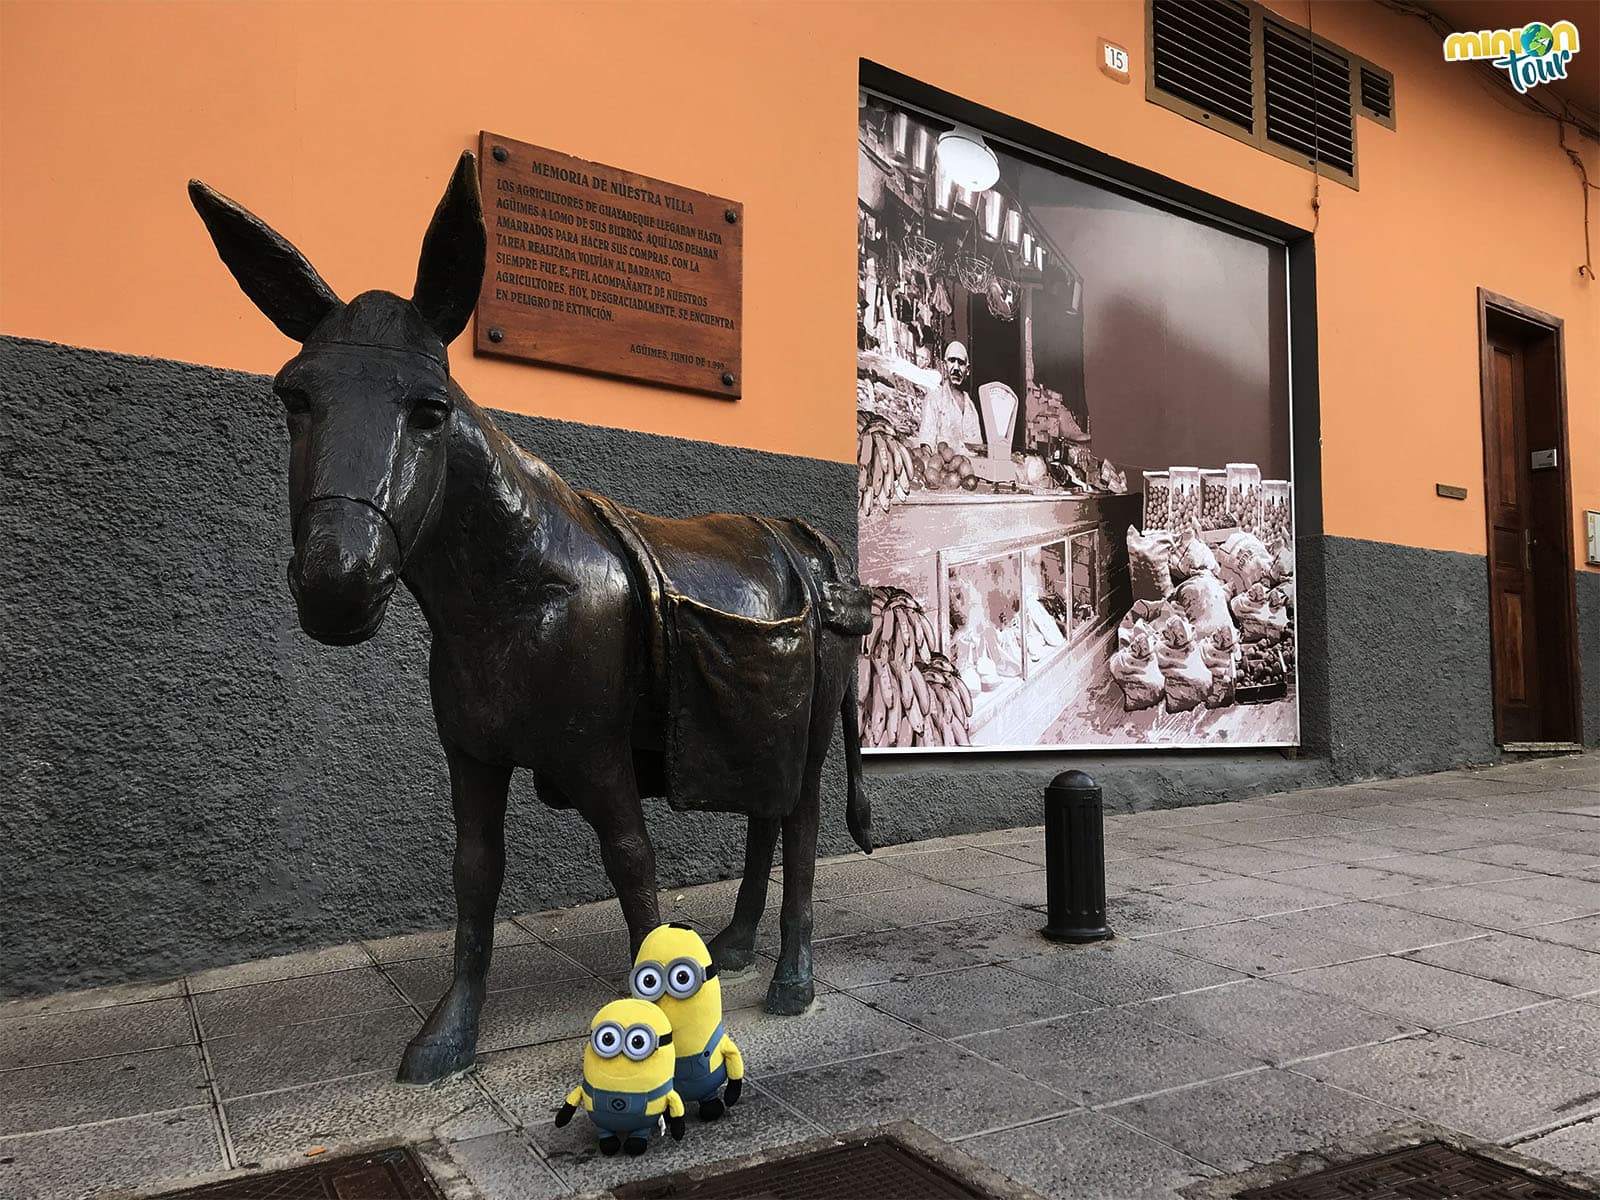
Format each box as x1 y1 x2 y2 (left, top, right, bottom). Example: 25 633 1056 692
2 0 1596 996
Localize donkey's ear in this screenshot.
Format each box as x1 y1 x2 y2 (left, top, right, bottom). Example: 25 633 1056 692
187 180 340 342
412 151 486 345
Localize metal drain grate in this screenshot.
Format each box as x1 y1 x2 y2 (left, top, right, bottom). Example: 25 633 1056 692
144 1146 442 1199
1237 1140 1596 1199
612 1135 998 1199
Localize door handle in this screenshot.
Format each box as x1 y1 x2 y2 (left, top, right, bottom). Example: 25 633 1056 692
1524 529 1532 571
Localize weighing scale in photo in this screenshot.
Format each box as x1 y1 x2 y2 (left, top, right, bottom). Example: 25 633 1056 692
974 381 1020 483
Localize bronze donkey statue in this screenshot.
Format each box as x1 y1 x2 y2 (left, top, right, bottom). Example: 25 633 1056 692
188 152 873 1085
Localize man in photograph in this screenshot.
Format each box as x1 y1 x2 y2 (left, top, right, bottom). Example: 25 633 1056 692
916 339 982 451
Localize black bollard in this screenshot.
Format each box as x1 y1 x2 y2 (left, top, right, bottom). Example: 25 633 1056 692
1040 770 1113 943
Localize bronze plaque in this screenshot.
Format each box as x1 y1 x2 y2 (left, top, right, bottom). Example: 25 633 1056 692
475 131 742 398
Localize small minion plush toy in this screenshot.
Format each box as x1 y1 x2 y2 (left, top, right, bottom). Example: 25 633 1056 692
630 924 745 1120
555 998 685 1156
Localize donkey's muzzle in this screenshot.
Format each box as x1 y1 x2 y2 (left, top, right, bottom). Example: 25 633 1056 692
288 497 401 646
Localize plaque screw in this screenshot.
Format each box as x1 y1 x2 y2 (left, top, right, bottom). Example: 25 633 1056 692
488 328 504 343
721 372 735 387
492 145 508 163
724 209 738 224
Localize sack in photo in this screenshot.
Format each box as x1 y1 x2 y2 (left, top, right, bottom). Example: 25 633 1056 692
1218 530 1275 597
1127 527 1176 602
1111 628 1165 711
1202 626 1240 708
1174 570 1233 646
1156 615 1210 712
1118 598 1172 648
1272 544 1295 582
1169 537 1219 584
1232 583 1288 643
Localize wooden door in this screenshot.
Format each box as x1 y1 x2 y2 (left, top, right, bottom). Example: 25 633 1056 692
1482 330 1540 743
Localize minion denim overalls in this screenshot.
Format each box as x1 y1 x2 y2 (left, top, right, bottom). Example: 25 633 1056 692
672 1021 728 1103
582 1077 673 1141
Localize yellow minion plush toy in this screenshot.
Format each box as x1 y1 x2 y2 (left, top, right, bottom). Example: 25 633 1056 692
555 998 686 1156
630 924 745 1120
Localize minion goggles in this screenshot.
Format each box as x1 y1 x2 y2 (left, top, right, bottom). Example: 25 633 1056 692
590 1020 673 1061
630 957 719 1002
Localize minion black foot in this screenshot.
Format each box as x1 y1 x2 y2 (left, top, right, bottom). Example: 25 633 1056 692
598 1135 621 1156
698 1097 725 1121
624 1136 649 1156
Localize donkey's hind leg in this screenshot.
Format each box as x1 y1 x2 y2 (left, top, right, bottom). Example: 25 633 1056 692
398 747 511 1085
767 708 833 1016
766 786 819 1014
708 816 779 973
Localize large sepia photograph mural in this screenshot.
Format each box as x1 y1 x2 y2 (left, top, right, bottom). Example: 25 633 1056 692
856 94 1299 752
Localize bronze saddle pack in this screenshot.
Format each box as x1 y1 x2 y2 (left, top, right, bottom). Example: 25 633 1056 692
582 494 872 817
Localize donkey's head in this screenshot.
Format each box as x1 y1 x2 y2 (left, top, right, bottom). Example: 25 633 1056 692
189 153 486 645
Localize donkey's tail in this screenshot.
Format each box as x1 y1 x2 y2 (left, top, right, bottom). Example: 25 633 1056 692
842 674 873 854
772 517 873 853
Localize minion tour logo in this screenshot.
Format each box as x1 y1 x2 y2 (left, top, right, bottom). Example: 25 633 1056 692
1444 21 1581 93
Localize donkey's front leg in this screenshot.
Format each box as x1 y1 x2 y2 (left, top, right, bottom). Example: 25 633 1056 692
577 765 660 958
397 747 512 1085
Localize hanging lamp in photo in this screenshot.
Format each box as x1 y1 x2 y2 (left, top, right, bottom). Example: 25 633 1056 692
936 124 1000 192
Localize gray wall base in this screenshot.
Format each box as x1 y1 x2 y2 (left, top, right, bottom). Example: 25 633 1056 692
1320 535 1499 775
2 337 1592 997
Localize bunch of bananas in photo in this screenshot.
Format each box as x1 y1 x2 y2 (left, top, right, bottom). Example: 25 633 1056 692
856 412 915 516
859 586 975 748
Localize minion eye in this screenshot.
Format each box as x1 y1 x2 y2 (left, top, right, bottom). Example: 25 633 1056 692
630 962 666 1000
666 960 701 999
622 1025 657 1061
591 1022 623 1058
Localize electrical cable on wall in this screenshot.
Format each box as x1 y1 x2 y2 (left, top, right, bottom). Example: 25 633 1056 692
1558 118 1598 280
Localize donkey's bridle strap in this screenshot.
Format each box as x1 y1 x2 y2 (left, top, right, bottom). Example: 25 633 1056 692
297 493 411 572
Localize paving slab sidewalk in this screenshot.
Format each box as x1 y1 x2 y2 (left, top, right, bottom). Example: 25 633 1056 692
1 755 1596 1199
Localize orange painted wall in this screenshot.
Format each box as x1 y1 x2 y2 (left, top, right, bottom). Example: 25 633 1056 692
2 0 1595 565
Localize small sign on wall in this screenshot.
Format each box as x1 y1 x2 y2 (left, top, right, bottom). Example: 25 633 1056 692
1098 38 1131 83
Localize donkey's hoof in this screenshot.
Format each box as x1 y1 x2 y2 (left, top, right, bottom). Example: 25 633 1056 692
764 976 815 1015
708 928 759 974
396 1035 475 1086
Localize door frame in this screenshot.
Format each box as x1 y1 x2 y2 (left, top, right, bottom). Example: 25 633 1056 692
1475 286 1584 745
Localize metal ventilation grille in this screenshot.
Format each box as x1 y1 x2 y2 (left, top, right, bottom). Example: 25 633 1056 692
1263 21 1355 175
145 1148 442 1199
613 1137 1003 1199
1238 1139 1597 1198
1360 66 1393 120
1151 0 1255 132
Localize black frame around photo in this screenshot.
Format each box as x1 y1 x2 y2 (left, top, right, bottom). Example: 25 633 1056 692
857 60 1327 756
